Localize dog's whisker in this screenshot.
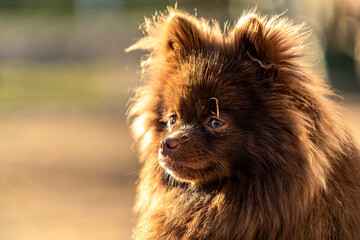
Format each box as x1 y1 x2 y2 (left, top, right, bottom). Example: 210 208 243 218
209 97 220 117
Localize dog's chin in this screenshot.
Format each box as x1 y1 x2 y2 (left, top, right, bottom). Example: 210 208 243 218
158 155 196 184
158 151 223 188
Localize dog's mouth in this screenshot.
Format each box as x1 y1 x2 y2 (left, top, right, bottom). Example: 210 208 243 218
159 157 227 193
158 150 219 189
158 147 200 189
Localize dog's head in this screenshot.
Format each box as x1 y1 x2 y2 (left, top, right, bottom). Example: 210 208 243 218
128 9 329 190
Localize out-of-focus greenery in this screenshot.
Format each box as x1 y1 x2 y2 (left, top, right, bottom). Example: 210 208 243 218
1 0 359 99
0 6 145 112
0 62 106 108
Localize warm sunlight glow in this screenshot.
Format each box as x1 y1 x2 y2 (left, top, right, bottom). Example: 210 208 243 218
141 131 152 151
236 13 256 28
133 115 147 137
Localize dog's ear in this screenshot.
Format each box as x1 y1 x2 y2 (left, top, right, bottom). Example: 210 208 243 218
234 14 268 63
164 14 205 59
233 13 306 67
126 9 219 62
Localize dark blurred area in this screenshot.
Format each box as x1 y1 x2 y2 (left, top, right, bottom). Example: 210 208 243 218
0 0 359 239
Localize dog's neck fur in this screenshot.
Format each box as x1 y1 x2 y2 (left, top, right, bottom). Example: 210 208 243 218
134 144 360 240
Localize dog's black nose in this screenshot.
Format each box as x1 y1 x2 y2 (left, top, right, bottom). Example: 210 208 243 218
160 138 180 155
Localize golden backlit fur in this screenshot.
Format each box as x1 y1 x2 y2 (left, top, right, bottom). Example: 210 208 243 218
127 7 360 239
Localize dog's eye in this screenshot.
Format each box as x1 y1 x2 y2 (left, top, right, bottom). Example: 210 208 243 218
168 113 178 128
208 117 225 129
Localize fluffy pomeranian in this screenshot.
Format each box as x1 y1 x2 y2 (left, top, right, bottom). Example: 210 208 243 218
127 8 360 240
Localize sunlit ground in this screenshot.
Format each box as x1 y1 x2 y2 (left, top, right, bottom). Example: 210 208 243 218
0 114 136 240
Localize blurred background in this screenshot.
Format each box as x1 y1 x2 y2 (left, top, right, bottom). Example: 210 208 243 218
0 0 359 239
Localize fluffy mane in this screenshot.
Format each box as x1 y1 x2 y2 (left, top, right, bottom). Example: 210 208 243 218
127 7 360 240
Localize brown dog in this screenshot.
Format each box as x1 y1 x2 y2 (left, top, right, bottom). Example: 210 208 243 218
127 8 360 239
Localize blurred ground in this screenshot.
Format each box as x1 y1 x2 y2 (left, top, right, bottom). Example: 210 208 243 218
0 4 359 240
0 113 137 240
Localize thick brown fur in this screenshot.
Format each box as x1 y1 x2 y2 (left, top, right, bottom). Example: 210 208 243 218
127 7 360 240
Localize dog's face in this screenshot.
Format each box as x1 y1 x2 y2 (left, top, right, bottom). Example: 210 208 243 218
129 11 311 188
157 57 235 185
156 54 263 185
